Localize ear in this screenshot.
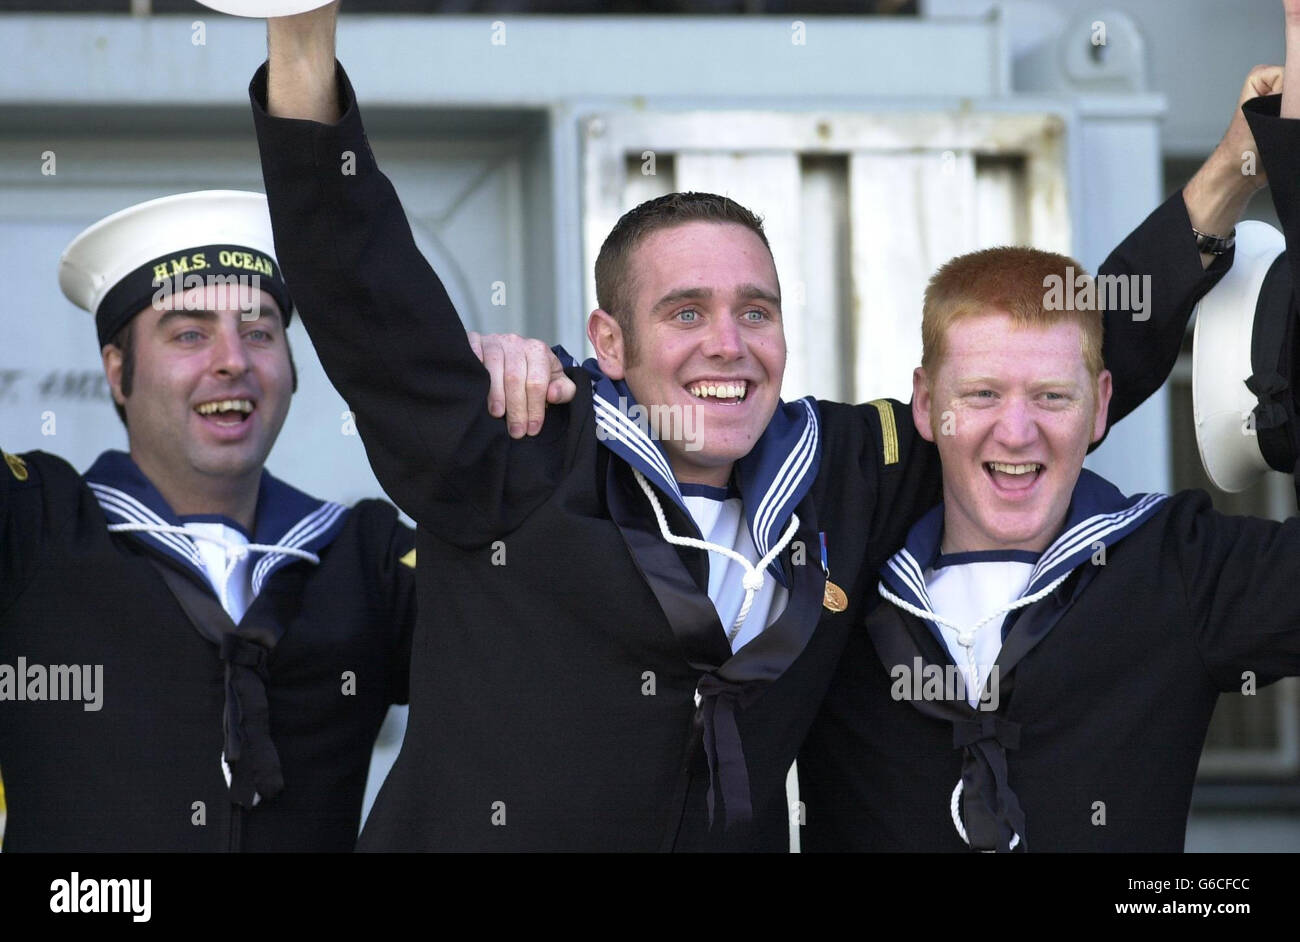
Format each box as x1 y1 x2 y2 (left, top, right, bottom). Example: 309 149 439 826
102 345 127 407
1091 369 1113 443
912 366 937 443
587 309 627 381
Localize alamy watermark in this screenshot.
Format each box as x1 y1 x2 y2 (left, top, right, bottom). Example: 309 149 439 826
890 656 1000 711
0 657 103 711
152 271 263 319
50 872 150 922
1043 266 1151 322
597 396 704 452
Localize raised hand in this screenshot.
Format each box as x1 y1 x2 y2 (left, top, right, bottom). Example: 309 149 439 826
1182 64 1283 265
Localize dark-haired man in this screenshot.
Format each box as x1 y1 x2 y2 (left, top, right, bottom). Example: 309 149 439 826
0 189 566 851
249 3 1242 851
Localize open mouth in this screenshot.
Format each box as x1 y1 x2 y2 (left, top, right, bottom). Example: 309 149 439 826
194 398 256 427
984 461 1043 492
687 380 748 404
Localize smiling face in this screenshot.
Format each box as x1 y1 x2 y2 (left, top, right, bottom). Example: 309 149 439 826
913 310 1111 553
103 284 294 497
588 220 786 487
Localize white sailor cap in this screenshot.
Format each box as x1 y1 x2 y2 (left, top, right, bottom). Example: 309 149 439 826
193 1 336 17
1192 220 1298 491
58 190 293 348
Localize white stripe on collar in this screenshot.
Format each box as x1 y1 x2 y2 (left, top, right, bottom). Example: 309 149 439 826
89 483 205 568
1031 493 1166 580
753 399 819 558
250 500 347 594
92 480 344 596
592 396 680 495
881 489 1169 617
583 367 821 578
887 550 934 612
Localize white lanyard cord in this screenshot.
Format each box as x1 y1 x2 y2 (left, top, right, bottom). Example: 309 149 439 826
878 571 1070 691
951 779 1021 852
107 522 322 614
631 468 799 644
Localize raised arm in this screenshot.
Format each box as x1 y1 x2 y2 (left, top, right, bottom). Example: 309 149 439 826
1183 67 1282 266
255 5 574 544
1184 4 1300 680
1244 11 1300 296
1099 67 1281 429
266 3 342 124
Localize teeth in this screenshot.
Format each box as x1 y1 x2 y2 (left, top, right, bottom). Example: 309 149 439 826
988 462 1041 475
196 399 254 416
689 381 748 401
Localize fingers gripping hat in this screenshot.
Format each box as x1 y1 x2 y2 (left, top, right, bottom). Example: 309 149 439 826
193 1 335 16
58 190 293 348
1192 220 1300 492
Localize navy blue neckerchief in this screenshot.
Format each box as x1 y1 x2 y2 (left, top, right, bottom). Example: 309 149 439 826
866 468 1167 852
85 449 348 598
558 350 824 843
84 449 349 810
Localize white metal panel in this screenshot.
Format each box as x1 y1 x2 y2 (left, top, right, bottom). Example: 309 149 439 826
800 158 852 402
1074 116 1169 496
674 151 808 401
849 149 978 404
976 158 1027 248
622 153 675 215
0 16 1007 107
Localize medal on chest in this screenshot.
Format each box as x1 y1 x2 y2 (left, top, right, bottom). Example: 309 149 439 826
820 532 848 612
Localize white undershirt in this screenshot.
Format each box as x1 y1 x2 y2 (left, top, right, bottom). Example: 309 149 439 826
182 520 253 623
682 491 788 653
925 557 1034 707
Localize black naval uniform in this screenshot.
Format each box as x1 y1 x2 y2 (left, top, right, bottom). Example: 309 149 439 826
0 449 414 852
249 62 1227 851
798 94 1300 853
800 477 1300 852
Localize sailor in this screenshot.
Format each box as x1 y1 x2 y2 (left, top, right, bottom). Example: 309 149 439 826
0 189 560 851
798 93 1300 850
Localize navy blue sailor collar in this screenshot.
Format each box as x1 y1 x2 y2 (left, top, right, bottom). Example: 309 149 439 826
880 467 1168 615
556 348 821 585
84 449 348 596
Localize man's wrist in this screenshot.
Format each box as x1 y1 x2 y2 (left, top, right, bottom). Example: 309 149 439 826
1192 226 1236 254
1184 156 1256 233
267 13 337 71
1207 141 1265 195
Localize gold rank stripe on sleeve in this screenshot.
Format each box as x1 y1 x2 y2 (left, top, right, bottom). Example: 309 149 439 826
4 451 28 481
867 400 900 466
399 549 416 569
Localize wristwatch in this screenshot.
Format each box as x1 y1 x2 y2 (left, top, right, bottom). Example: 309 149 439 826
1193 226 1236 255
